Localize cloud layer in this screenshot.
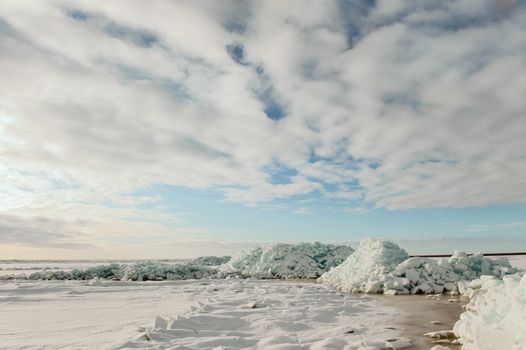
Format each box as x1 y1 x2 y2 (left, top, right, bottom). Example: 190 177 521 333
1 0 525 253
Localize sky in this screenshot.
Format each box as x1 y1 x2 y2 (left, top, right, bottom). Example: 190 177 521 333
1 0 526 259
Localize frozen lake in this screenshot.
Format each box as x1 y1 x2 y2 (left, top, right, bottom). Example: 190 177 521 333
1 255 524 349
0 279 408 350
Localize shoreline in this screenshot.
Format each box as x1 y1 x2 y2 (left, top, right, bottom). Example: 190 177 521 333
382 294 464 350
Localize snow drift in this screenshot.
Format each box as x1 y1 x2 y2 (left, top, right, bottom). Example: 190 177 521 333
320 238 518 294
453 273 526 350
219 242 353 278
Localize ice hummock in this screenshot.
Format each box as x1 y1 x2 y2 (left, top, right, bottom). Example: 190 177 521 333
189 255 231 266
318 238 409 293
319 238 518 294
23 261 217 281
218 242 354 279
15 242 353 281
453 273 526 350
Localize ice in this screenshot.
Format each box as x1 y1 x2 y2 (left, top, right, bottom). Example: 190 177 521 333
320 238 518 294
318 238 409 293
453 272 526 350
219 242 353 279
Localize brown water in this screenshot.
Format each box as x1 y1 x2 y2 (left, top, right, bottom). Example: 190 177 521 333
382 294 465 350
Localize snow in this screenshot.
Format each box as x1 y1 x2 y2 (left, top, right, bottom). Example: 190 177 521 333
318 238 409 293
0 279 410 350
219 242 353 279
122 280 411 350
453 272 526 350
320 238 518 294
0 279 196 350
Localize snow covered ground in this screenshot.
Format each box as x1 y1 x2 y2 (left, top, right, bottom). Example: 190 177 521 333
0 279 411 350
1 249 525 350
0 279 196 350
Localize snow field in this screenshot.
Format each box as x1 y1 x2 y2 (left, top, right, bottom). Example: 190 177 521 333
123 280 412 350
0 279 413 350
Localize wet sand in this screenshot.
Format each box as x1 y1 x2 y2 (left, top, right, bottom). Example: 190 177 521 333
382 294 465 350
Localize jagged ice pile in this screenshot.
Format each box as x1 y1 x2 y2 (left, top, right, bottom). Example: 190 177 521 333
320 238 518 294
219 242 354 278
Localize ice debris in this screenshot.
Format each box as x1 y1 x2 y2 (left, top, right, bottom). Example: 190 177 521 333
320 238 518 294
453 273 526 350
219 242 353 278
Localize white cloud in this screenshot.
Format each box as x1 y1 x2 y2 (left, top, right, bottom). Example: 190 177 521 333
0 0 525 254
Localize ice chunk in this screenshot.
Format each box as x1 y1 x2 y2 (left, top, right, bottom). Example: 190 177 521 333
152 316 168 329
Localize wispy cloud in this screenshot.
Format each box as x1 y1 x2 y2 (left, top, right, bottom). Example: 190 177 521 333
465 222 526 233
343 207 368 215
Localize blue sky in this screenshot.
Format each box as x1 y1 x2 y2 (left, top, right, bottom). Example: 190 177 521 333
0 0 525 258
144 185 526 253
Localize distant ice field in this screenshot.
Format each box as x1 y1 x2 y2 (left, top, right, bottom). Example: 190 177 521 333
0 259 186 276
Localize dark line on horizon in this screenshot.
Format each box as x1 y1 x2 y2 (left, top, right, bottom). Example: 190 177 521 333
410 252 526 258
